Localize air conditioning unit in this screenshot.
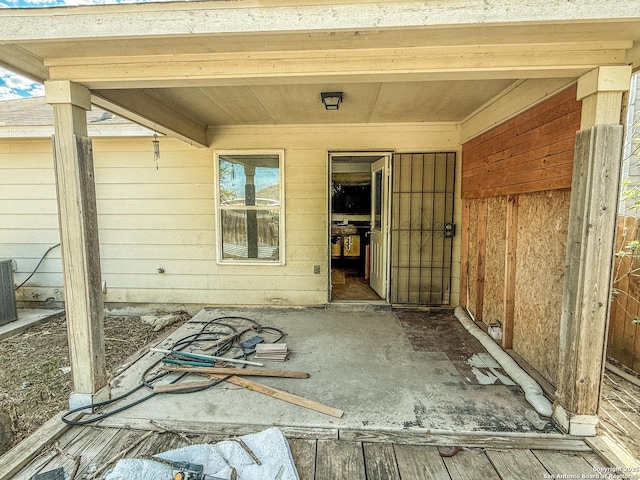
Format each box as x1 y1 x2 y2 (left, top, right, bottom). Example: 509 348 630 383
0 259 18 325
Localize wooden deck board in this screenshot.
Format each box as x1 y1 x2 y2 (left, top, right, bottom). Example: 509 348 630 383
0 411 82 480
11 426 86 480
315 439 366 480
363 442 401 480
486 449 550 480
441 448 502 480
582 450 610 469
533 449 599 476
130 430 187 459
75 428 149 478
393 444 450 480
32 427 120 478
288 438 316 480
9 425 628 480
11 448 60 480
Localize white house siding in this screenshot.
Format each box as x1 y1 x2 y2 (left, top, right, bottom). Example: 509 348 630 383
0 139 62 303
1 123 461 307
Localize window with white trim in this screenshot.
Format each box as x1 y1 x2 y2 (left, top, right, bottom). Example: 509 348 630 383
215 151 284 264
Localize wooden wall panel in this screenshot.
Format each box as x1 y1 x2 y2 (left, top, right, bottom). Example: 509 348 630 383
512 190 570 386
459 87 582 385
465 198 483 318
462 85 580 199
483 196 507 325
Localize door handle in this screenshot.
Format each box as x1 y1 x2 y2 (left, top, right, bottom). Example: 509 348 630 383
444 223 456 238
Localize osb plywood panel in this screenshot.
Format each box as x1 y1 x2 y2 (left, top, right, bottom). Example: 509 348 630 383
512 189 570 386
461 85 580 199
465 198 483 317
483 196 507 324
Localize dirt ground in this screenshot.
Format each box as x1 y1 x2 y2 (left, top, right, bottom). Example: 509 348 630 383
0 311 190 452
0 312 639 462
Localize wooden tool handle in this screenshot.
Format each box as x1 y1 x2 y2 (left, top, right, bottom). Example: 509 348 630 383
162 365 310 379
154 380 216 394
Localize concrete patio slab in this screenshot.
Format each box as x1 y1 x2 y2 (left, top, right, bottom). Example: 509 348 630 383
99 307 556 436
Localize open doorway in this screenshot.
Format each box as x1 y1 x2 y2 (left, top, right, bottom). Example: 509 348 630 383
329 153 391 302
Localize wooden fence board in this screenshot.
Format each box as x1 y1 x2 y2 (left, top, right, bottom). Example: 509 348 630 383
608 216 631 361
607 215 640 373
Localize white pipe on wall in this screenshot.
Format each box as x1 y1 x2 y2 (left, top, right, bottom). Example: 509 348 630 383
454 306 553 417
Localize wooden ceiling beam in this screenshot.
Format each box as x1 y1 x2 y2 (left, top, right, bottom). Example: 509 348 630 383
46 44 630 89
92 89 208 148
0 44 48 83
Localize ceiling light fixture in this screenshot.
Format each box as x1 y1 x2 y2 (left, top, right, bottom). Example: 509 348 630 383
321 92 343 110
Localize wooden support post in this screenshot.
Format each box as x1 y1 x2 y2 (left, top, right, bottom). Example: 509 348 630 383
459 199 470 308
45 80 108 408
554 66 631 436
474 198 488 322
502 194 518 350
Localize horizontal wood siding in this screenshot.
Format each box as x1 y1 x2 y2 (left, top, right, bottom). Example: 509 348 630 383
0 144 63 302
462 85 580 199
460 87 580 386
1 123 460 307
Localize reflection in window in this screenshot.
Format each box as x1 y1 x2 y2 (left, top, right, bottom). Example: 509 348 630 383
216 153 283 262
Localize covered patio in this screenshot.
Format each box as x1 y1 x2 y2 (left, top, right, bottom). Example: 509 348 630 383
3 307 613 480
1 1 640 474
87 307 554 436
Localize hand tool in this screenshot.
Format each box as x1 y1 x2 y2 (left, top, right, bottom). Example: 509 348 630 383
151 458 226 480
161 364 310 378
151 348 264 367
161 358 220 368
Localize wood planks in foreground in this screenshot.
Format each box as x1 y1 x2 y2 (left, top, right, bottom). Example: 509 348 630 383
10 425 614 480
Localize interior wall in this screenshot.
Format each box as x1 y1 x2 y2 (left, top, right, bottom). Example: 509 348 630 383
1 123 461 307
460 86 581 386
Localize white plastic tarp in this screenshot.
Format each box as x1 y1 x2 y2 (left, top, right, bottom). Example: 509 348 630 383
103 427 299 480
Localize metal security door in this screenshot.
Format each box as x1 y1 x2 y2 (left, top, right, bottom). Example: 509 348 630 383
390 153 456 305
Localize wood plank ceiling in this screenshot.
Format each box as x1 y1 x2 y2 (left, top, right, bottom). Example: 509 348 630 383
139 80 516 126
